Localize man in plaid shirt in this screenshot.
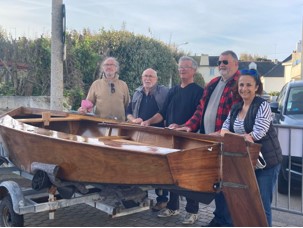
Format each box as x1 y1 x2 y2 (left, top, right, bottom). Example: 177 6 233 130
174 50 240 226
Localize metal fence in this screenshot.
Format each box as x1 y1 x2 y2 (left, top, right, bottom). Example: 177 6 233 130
272 124 303 215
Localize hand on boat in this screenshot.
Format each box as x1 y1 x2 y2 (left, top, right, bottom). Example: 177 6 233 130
208 131 222 136
141 120 150 126
174 126 191 132
244 133 254 143
78 107 88 114
131 118 143 124
167 123 180 129
218 129 229 136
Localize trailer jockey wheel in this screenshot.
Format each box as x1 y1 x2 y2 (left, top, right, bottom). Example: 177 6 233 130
0 195 24 227
32 170 52 191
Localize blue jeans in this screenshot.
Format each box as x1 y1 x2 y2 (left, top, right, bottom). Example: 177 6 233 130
213 164 281 226
255 164 281 226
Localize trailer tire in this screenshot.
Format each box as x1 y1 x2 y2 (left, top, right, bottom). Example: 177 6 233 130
0 195 24 227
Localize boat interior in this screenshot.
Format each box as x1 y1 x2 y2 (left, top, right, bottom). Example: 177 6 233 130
4 107 221 153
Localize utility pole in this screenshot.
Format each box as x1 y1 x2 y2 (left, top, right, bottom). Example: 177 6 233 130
301 17 303 80
51 0 64 110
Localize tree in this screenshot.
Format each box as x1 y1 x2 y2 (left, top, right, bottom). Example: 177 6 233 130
65 29 179 99
0 29 181 109
239 53 271 61
194 72 205 88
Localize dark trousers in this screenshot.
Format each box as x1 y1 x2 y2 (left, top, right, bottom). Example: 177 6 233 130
213 192 233 226
155 188 168 203
167 191 199 214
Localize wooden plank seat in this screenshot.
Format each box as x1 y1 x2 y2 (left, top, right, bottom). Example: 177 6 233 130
17 116 82 123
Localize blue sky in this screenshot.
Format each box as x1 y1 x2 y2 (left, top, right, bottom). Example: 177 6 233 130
1 0 303 61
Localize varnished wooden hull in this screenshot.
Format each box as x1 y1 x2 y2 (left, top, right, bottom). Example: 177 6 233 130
0 107 261 193
0 107 268 226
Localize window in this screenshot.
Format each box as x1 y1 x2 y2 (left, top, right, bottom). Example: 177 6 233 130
286 87 303 114
210 67 215 76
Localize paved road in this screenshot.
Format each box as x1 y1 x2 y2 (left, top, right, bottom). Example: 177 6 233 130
1 173 303 227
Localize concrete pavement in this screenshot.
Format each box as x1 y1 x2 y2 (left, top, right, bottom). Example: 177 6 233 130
21 192 302 227
1 173 302 227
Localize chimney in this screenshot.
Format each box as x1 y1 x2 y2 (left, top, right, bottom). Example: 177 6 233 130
296 40 302 52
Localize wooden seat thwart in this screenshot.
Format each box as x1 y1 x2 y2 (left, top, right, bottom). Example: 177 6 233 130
17 115 82 123
97 136 131 140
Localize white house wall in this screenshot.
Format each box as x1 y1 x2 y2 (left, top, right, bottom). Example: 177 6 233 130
262 77 285 93
197 66 219 84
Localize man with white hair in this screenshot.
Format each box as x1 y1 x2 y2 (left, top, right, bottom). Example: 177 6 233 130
78 57 130 121
126 68 169 211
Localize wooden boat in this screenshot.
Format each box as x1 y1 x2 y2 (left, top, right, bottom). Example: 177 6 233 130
0 107 268 226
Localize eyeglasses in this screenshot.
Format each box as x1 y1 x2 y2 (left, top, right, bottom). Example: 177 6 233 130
104 63 116 67
143 74 156 78
178 66 193 70
217 60 229 65
110 83 115 93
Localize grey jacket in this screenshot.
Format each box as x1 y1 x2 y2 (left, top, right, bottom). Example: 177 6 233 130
131 84 169 118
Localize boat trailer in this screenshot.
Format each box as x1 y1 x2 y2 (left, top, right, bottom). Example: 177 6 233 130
0 153 152 226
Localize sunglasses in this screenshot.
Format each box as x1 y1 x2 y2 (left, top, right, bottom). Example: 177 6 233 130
217 60 229 65
110 83 115 93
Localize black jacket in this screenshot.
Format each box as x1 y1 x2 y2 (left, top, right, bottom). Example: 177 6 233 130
229 96 282 168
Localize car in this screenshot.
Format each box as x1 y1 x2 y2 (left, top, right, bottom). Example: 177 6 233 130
270 80 303 194
261 90 271 102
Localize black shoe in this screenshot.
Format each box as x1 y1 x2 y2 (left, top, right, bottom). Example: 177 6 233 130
151 201 167 212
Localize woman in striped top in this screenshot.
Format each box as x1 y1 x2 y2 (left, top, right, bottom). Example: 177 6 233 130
220 64 282 226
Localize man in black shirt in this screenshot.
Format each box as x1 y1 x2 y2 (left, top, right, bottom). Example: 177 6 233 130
141 56 204 225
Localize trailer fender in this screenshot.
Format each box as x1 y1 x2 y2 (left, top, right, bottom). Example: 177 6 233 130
0 181 25 214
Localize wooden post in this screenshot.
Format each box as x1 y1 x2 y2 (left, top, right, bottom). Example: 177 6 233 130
42 112 51 126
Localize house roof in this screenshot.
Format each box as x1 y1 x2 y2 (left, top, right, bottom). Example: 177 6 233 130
191 56 201 65
209 56 219 66
263 63 284 77
282 54 292 63
238 61 281 77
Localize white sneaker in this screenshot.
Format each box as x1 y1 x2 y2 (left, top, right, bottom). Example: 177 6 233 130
157 208 180 218
182 213 199 224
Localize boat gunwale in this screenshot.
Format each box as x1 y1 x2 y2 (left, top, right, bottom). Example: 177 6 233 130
0 106 259 153
0 114 220 156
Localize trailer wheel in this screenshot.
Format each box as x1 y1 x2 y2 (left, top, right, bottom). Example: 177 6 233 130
0 195 24 227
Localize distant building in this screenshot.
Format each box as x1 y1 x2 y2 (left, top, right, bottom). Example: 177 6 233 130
282 43 302 82
192 54 219 83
